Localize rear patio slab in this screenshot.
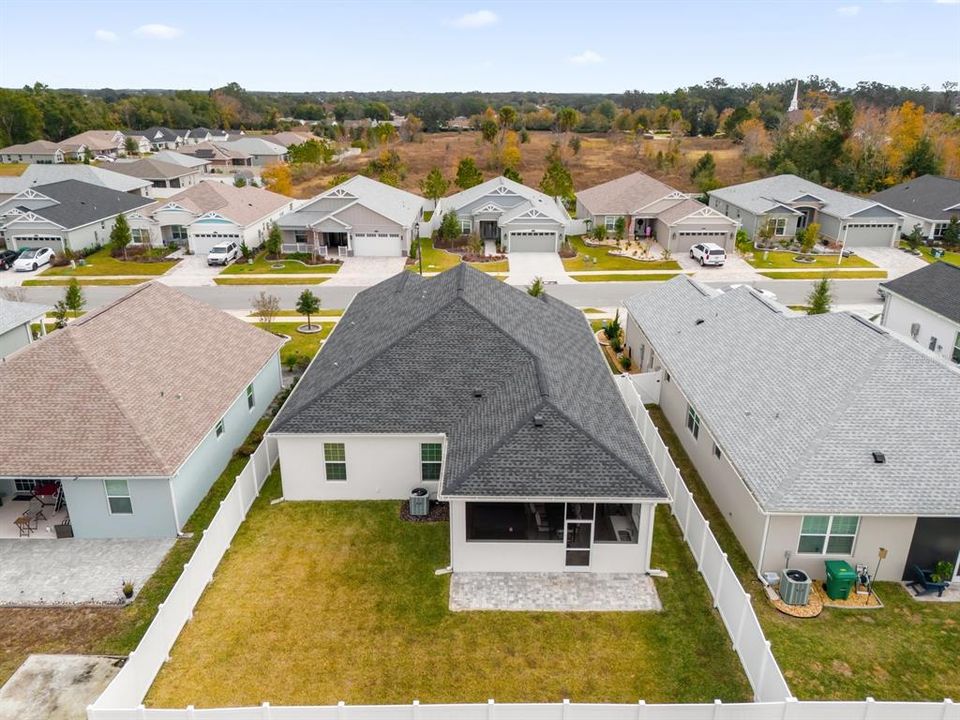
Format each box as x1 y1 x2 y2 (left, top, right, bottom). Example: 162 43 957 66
449 572 662 612
0 654 124 720
0 538 174 605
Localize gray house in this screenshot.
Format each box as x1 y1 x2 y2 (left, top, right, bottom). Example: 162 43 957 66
880 261 960 365
708 174 904 247
434 176 573 252
624 276 960 584
0 297 48 359
277 175 426 257
0 283 282 539
870 175 960 241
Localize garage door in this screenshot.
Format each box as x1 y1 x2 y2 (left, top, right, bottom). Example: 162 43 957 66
843 223 897 247
191 233 241 256
352 233 403 257
9 236 64 253
509 231 557 253
673 231 730 254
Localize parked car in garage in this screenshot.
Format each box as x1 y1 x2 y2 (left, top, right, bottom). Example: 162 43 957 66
690 242 726 267
207 241 240 266
12 247 55 272
0 249 21 270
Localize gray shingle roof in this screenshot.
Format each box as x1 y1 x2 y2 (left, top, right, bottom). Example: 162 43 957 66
12 180 154 229
880 261 960 324
271 265 666 501
0 298 50 335
870 175 960 223
625 277 960 515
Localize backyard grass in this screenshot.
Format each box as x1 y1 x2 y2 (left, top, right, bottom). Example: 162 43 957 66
256 321 333 367
575 273 684 283
581 307 608 314
42 246 179 276
147 483 750 707
758 270 887 280
903 243 960 266
0 162 27 176
744 250 876 270
23 277 147 286
563 236 681 272
214 276 329 286
646 406 960 702
221 252 341 275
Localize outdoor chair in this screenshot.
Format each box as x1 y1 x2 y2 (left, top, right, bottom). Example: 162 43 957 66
907 565 949 597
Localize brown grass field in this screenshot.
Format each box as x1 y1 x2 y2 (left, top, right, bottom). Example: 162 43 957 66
291 131 759 198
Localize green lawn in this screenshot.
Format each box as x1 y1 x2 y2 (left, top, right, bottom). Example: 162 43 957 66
221 252 341 275
903 243 960 266
646 406 960 702
581 307 608 314
759 270 887 280
147 487 750 706
745 250 876 270
563 236 681 272
42 246 178 277
256 321 333 367
575 273 684 283
410 239 509 274
23 278 147 286
214 277 329 286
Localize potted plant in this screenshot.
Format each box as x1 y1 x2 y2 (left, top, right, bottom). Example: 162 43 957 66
932 560 955 584
122 580 134 600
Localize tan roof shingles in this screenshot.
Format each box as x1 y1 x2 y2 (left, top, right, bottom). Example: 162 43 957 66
160 181 294 226
0 283 283 478
576 171 678 215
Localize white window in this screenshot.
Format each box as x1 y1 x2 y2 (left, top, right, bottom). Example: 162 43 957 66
324 443 347 481
104 479 133 515
14 479 38 493
294 229 307 243
421 443 442 481
685 404 700 440
712 443 722 460
215 418 225 438
767 217 787 236
171 225 188 241
933 223 947 239
130 228 150 243
605 216 618 231
246 384 255 410
929 336 938 352
460 218 471 234
798 515 859 555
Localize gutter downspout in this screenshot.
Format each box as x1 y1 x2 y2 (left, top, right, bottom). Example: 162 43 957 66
756 512 771 584
168 475 182 534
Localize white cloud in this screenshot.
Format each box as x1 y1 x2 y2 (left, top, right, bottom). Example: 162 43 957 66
134 23 183 39
934 0 959 4
569 50 604 65
836 5 861 15
451 10 498 28
94 29 117 42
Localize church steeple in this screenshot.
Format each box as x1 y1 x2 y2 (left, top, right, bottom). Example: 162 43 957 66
788 80 800 113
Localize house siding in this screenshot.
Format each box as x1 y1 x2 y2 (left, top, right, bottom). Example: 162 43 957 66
0 323 33 359
61 476 179 539
881 293 960 363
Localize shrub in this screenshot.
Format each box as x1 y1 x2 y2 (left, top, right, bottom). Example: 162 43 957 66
467 233 483 255
603 310 622 351
559 241 576 258
593 224 608 242
620 355 632 370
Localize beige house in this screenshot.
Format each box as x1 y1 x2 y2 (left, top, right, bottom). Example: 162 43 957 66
59 130 127 159
624 276 960 584
0 140 65 164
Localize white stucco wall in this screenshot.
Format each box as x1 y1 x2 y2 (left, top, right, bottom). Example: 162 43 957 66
0 322 33 359
275 433 444 501
881 293 960 363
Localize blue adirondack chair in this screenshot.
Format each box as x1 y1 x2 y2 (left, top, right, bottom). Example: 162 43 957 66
908 565 949 597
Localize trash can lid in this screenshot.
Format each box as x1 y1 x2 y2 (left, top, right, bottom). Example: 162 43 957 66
824 560 857 578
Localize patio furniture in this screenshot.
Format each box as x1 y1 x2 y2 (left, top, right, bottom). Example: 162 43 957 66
33 481 61 510
908 565 949 597
14 512 39 537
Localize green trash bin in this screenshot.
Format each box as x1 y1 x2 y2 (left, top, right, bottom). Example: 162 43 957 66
824 560 857 600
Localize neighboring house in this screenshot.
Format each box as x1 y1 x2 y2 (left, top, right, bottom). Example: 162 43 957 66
0 179 154 253
140 127 189 151
0 140 65 164
0 164 151 202
880 261 960 364
177 141 253 171
127 180 299 254
576 171 738 254
269 265 668 574
434 176 573 252
218 137 288 166
262 131 316 148
708 174 904 247
624 276 960 583
870 175 960 241
148 150 211 174
123 134 152 155
0 283 283 539
59 130 127 158
109 157 205 197
0 298 49 359
277 175 425 257
186 127 214 144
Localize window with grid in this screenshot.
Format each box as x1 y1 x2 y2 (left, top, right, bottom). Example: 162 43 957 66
215 418 224 437
686 404 700 439
605 216 618 231
767 217 787 236
246 384 255 410
421 443 442 481
798 515 859 554
104 479 133 515
324 443 347 481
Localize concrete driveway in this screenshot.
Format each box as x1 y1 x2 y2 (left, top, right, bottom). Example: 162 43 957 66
156 251 222 287
323 256 407 287
0 264 47 288
854 247 927 279
506 252 572 286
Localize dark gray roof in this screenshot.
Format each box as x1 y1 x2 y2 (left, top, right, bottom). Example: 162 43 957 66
625 277 960 515
870 175 960 223
881 261 960 324
25 180 154 229
271 265 666 501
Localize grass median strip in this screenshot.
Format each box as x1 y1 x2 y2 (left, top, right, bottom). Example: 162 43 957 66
214 277 330 286
574 273 685 282
23 278 147 286
221 252 341 275
758 270 887 280
42 247 178 277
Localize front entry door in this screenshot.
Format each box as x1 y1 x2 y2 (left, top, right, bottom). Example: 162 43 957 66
565 503 594 570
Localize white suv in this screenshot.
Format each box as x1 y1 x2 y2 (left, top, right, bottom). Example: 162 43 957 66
207 241 240 266
690 242 726 267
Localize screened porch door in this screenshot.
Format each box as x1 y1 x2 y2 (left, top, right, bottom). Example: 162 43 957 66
564 503 594 570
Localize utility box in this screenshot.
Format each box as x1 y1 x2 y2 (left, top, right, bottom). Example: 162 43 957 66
409 487 429 517
824 560 857 600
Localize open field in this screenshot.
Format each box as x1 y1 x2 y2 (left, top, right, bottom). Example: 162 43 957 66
42 247 178 277
647 406 960 702
291 132 758 199
146 480 750 707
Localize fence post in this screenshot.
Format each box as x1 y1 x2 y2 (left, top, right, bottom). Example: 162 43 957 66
137 705 146 720
682 492 693 538
941 698 955 720
697 521 709 570
337 700 346 720
187 705 195 720
862 697 875 720
635 699 646 719
562 698 570 720
712 699 722 719
236 477 246 518
755 641 772 702
714 553 726 608
412 699 420 720
733 592 750 650
781 696 798 719
487 698 495 720
261 701 271 720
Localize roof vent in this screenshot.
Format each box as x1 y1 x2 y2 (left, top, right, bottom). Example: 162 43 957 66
533 413 544 427
872 451 886 464
695 318 705 326
473 388 484 398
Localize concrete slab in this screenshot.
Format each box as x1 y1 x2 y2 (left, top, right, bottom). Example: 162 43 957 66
505 252 573 286
323 256 407 287
449 572 662 612
155 252 220 287
855 247 927 279
0 654 124 720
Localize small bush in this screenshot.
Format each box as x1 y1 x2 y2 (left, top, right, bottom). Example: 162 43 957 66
620 355 632 370
559 241 576 258
50 253 71 267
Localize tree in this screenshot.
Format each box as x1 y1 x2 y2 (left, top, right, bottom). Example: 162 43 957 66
498 105 518 130
468 233 483 255
296 289 321 330
905 224 924 253
265 223 282 258
800 222 820 253
603 310 622 352
539 143 574 201
288 139 334 165
110 214 132 259
942 215 960 246
251 291 280 331
328 173 350 188
234 176 247 187
901 135 942 178
592 224 608 242
568 136 581 155
503 167 522 183
123 136 139 156
700 105 719 136
439 211 462 242
499 130 521 171
64 279 85 318
527 276 545 297
479 117 499 144
52 300 68 330
261 163 293 195
419 167 449 203
455 157 483 189
400 113 423 142
556 107 580 134
806 276 833 315
614 216 626 242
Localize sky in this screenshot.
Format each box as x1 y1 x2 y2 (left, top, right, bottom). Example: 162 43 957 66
0 0 958 93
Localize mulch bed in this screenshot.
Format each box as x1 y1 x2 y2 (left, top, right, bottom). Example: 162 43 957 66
768 580 882 619
399 500 449 523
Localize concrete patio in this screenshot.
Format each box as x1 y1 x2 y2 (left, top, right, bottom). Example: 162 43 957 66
0 655 124 720
449 572 662 612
